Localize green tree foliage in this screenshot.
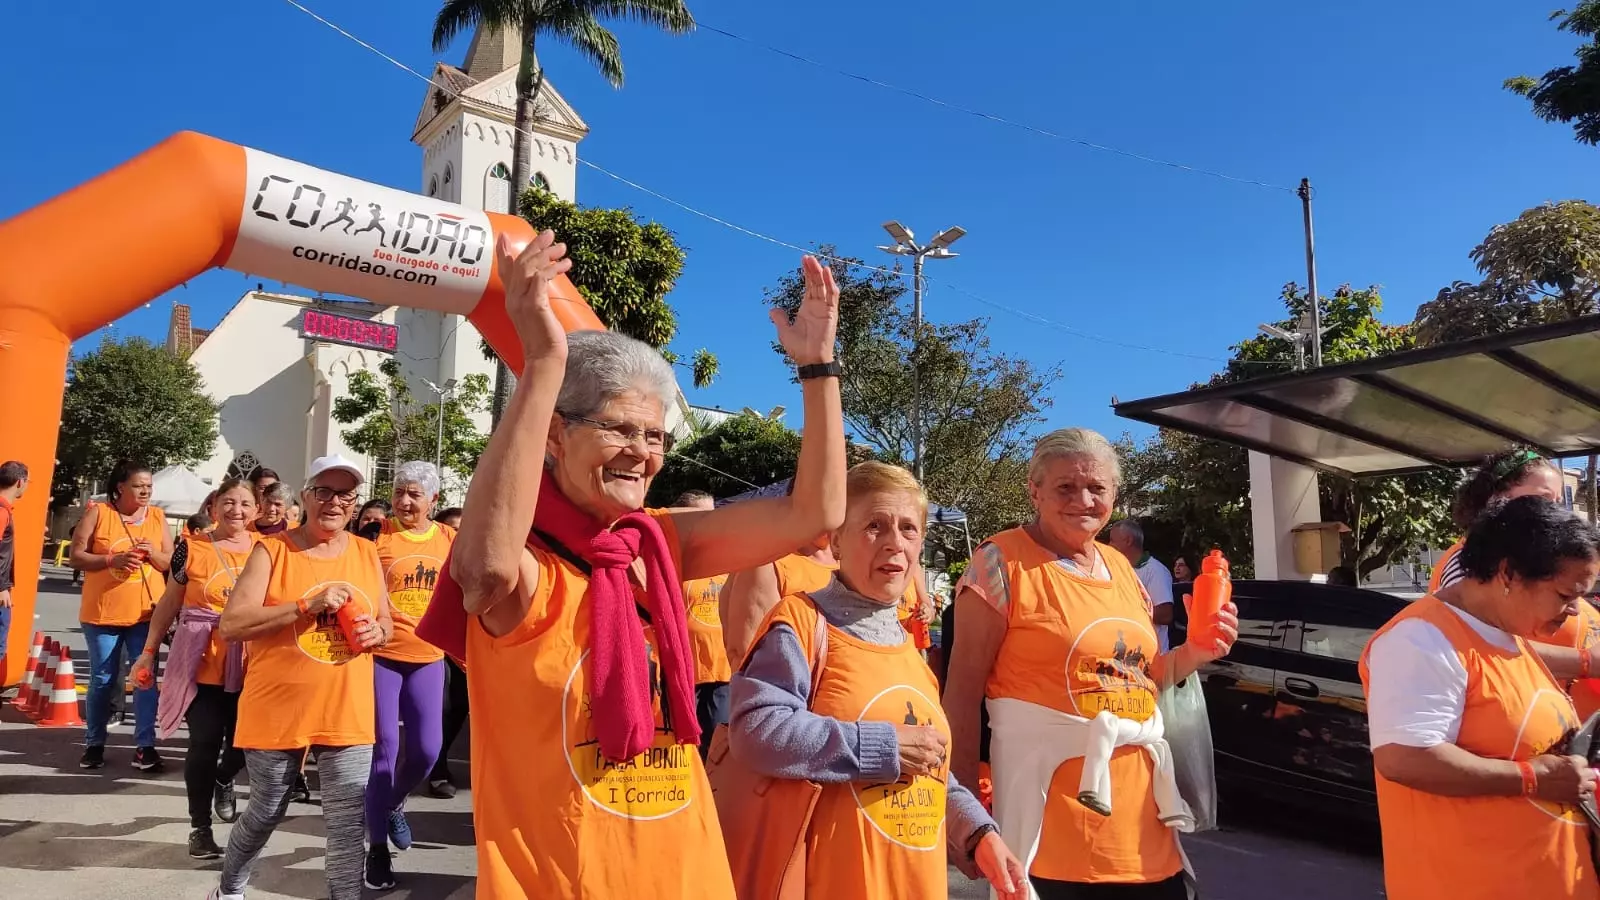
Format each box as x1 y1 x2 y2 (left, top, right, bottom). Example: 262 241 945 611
1505 3 1600 146
331 358 491 502
1415 201 1600 344
763 247 1056 565
53 336 220 507
478 190 717 389
1123 285 1459 579
646 414 801 505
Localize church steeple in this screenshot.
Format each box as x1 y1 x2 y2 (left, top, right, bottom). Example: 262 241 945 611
460 25 524 80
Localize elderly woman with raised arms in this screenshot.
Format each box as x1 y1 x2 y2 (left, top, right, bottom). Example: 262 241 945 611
417 230 847 899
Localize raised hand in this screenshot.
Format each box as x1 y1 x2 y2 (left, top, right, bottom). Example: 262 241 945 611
770 256 839 367
496 229 573 366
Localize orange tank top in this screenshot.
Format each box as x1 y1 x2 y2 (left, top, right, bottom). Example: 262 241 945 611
1359 595 1597 900
763 594 952 899
464 510 735 900
80 503 168 627
233 533 381 750
684 575 732 684
981 528 1179 884
182 533 257 686
1544 599 1600 721
374 519 454 665
1429 539 1464 594
774 554 925 648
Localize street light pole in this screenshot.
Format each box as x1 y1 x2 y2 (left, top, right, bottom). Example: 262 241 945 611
1298 178 1323 368
880 222 965 484
424 378 457 471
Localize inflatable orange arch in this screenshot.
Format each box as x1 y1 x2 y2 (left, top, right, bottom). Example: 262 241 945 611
0 131 603 685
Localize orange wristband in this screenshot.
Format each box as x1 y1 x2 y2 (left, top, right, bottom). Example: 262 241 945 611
296 597 311 617
1517 759 1538 797
1581 648 1593 680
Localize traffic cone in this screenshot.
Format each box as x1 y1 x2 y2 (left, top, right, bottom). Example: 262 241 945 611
25 640 60 719
11 632 44 710
37 645 84 728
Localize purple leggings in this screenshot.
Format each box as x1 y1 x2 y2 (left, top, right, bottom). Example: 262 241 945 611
366 656 445 844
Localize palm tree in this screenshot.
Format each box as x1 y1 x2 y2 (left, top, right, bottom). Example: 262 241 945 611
432 0 696 426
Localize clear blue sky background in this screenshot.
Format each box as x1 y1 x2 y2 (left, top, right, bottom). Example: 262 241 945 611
2 0 1594 441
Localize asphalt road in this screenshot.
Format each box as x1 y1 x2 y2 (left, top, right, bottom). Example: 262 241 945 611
1 574 1384 899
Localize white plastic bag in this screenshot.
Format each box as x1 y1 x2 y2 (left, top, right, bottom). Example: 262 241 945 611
1159 674 1218 833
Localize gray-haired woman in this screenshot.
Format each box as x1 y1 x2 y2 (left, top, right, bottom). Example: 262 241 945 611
361 460 455 889
943 427 1239 900
251 482 295 536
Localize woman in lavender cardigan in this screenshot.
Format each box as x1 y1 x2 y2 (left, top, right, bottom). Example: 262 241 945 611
728 461 1027 899
133 479 257 860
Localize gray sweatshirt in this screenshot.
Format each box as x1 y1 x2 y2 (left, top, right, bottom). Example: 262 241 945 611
728 577 996 875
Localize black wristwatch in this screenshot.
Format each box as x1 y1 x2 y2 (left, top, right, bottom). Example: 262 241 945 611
797 360 842 380
966 823 999 856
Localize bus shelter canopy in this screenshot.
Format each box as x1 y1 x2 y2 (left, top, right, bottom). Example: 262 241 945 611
1112 314 1600 478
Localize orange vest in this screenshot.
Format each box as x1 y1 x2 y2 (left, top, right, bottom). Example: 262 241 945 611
80 503 167 626
463 510 735 900
374 519 454 665
1358 596 1598 900
1429 539 1464 594
182 533 256 686
775 554 926 648
233 534 380 750
684 575 732 684
1546 599 1600 721
764 594 952 899
981 528 1179 884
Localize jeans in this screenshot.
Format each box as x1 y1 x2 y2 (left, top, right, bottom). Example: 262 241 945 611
0 603 11 664
82 621 157 748
185 685 246 828
696 681 730 760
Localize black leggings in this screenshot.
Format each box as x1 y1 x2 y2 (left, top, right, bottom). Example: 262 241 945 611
185 684 246 829
1030 874 1187 900
429 656 469 782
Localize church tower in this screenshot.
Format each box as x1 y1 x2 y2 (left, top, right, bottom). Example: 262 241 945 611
400 26 590 439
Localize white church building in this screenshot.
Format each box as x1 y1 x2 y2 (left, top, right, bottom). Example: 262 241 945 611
171 27 692 500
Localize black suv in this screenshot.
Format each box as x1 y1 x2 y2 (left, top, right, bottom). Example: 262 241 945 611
1170 580 1412 820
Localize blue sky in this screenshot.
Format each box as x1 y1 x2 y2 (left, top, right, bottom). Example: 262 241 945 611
2 0 1593 441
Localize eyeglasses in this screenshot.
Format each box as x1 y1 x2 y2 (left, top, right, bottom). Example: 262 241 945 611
309 487 360 506
561 412 675 454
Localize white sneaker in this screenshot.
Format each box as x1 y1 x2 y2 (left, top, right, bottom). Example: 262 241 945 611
207 887 244 900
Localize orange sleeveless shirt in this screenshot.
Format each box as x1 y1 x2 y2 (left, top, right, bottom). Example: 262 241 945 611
374 519 454 665
764 594 952 899
982 528 1180 885
1429 539 1464 594
233 534 381 750
1358 596 1598 900
182 533 257 686
464 510 735 900
80 503 167 627
1546 599 1600 721
684 575 732 684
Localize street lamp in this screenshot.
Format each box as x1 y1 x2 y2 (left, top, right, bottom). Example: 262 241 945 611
423 378 458 470
879 221 965 483
1257 323 1307 371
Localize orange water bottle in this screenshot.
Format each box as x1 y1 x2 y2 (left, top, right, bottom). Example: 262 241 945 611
336 594 375 654
1191 550 1232 646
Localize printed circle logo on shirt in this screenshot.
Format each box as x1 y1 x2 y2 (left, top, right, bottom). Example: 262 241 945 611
687 580 722 630
294 581 372 665
851 684 947 851
107 537 149 584
385 553 443 619
1066 617 1158 723
1515 687 1585 825
561 649 695 821
201 568 239 611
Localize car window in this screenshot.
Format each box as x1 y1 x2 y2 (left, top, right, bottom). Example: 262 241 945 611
1292 594 1406 662
1232 594 1284 648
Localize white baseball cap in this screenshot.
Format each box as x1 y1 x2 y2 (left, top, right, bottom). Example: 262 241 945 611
306 455 365 486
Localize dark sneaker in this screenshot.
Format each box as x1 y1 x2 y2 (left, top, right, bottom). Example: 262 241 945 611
364 846 396 891
288 772 312 803
188 827 223 860
214 780 238 823
387 809 413 851
132 746 164 773
79 745 105 769
427 778 457 799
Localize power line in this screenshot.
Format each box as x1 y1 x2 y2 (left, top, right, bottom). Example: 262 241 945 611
695 22 1295 194
270 0 1287 369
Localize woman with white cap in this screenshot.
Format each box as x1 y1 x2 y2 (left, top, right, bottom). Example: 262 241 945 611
210 455 393 900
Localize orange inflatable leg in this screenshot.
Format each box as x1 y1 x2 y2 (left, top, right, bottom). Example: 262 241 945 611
0 309 69 687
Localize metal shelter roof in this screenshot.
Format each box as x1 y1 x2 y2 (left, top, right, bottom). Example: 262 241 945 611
1112 314 1600 479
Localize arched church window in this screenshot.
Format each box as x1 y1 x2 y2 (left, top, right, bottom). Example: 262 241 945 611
444 163 454 187
427 174 439 197
486 163 512 212
532 172 551 192
226 451 260 482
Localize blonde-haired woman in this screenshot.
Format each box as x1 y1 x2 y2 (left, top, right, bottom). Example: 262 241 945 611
729 460 1026 898
944 428 1238 900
